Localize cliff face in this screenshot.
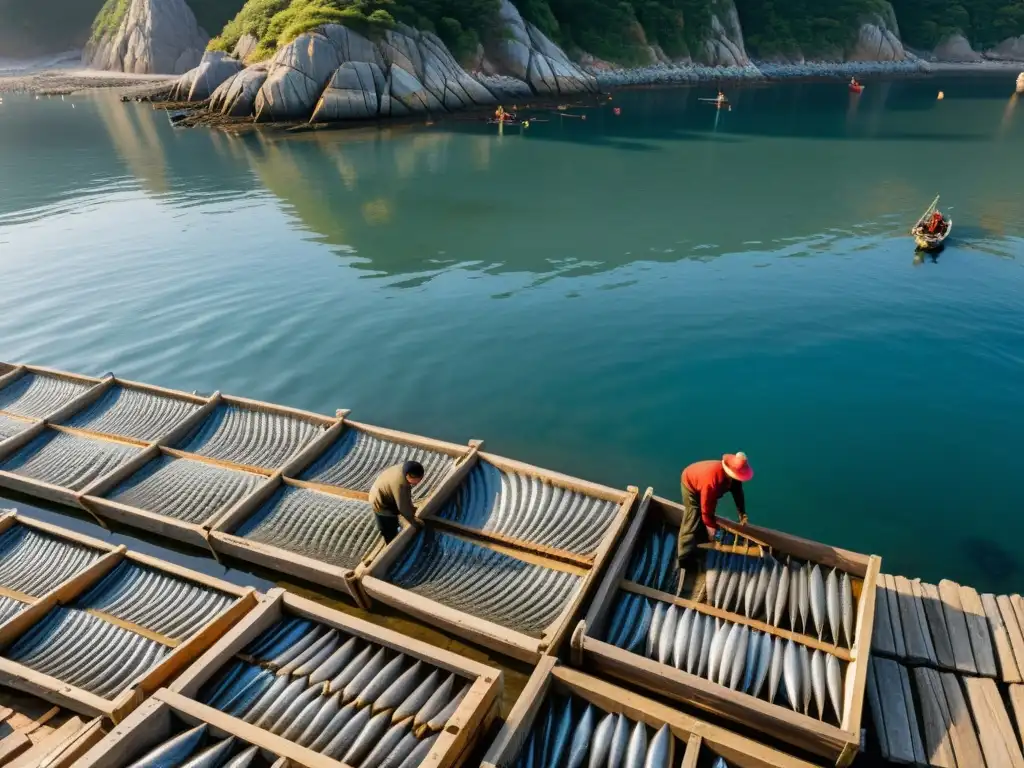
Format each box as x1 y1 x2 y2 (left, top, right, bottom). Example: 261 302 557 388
85 0 209 74
699 0 750 66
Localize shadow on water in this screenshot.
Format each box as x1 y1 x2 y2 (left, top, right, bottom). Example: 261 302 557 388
961 534 1021 587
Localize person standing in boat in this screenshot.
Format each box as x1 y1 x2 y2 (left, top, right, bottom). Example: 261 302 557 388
677 453 753 570
368 461 424 543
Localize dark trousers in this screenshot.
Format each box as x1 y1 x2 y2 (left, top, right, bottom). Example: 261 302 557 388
677 484 710 568
375 513 400 544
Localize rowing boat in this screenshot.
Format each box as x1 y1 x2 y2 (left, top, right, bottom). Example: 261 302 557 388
910 195 952 252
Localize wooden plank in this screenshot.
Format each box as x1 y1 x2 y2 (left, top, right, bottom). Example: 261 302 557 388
873 578 898 656
83 609 178 647
1007 685 1024 755
18 708 59 736
982 593 1022 683
870 657 916 764
884 575 909 660
0 707 12 724
935 671 985 768
154 393 221 449
919 582 957 671
999 595 1024 684
425 517 595 569
681 734 702 768
895 575 935 666
479 451 631 504
961 585 999 678
620 580 853 662
37 718 106 768
938 580 978 675
842 554 880 746
962 675 1024 768
911 666 956 768
7 717 83 768
0 658 114 718
898 662 928 767
0 732 31 764
479 656 556 768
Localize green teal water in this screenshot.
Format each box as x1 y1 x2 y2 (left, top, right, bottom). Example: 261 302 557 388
0 76 1022 593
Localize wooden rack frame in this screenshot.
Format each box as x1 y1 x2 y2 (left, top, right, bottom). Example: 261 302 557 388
358 451 638 663
0 366 103 423
0 517 258 722
168 588 502 768
483 656 820 768
570 492 881 767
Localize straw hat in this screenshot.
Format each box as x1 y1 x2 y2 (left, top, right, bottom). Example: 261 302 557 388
722 452 753 482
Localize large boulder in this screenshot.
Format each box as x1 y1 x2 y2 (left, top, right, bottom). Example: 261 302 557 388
933 34 982 62
846 5 905 61
698 0 749 66
321 24 385 69
185 51 244 101
210 65 268 116
233 34 259 62
85 0 208 74
987 36 1024 61
311 61 383 121
388 63 442 113
254 33 343 121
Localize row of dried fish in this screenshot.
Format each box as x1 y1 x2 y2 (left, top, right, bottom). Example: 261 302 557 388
0 430 141 491
175 405 325 470
7 607 169 697
0 524 103 596
198 617 463 767
299 428 452 501
66 385 202 443
0 372 91 418
106 454 264 524
705 546 855 647
624 523 680 594
75 560 235 641
235 487 383 569
125 724 275 768
0 413 31 441
604 594 847 722
387 529 580 635
435 461 619 557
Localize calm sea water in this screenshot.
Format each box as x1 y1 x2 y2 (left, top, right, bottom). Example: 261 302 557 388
0 76 1022 592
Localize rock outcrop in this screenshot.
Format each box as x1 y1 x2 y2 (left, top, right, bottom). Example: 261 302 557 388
933 33 983 62
484 0 598 94
987 36 1024 61
209 66 269 116
699 0 749 66
846 3 905 61
170 51 243 100
85 0 208 74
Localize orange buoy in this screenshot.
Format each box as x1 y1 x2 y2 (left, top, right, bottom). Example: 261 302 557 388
613 107 621 115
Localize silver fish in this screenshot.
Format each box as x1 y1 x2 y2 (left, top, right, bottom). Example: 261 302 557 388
704 549 720 605
657 605 678 665
768 636 784 703
772 560 790 627
742 629 759 692
608 713 630 768
811 650 826 720
295 691 341 747
255 676 310 730
280 691 329 740
657 533 676 592
395 733 438 768
242 674 291 723
342 647 390 703
268 759 289 768
309 636 359 684
179 737 235 768
537 700 556 767
414 672 456 728
646 602 666 659
588 712 616 768
685 612 704 675
809 565 825 639
282 629 338 677
764 560 780 622
697 616 715 679
743 558 760 618
392 669 441 723
270 681 324 736
221 746 258 768
307 701 358 753
546 697 574 768
721 557 740 612
841 571 854 647
224 671 276 718
826 569 841 645
737 556 753 615
607 594 637 647
826 654 843 721
788 562 800 629
268 625 324 670
361 718 413 768
356 653 407 708
712 758 728 768
568 703 594 768
323 703 372 759
798 563 810 633
425 686 467 732
624 599 653 654
729 626 749 691
672 609 693 670
341 709 393 766
645 724 673 768
752 555 771 620
799 644 812 715
328 644 374 693
718 622 742 687
708 619 728 683
624 720 647 768
126 724 206 768
782 640 800 712
373 660 423 713
751 630 773 699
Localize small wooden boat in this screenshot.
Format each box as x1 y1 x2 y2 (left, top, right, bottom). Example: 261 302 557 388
911 195 952 251
1017 72 1024 93
849 82 864 94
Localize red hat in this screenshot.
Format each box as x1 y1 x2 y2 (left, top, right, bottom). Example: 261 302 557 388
722 452 753 482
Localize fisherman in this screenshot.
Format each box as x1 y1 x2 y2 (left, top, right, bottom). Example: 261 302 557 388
368 461 424 543
677 453 753 571
716 90 726 106
495 105 506 122
928 209 944 233
850 77 859 88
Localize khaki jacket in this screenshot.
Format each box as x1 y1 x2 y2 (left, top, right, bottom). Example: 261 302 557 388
368 464 416 521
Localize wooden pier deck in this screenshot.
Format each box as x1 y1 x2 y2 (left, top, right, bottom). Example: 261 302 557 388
867 573 1024 767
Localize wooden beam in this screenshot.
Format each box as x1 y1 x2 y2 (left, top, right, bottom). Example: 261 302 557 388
423 516 595 569
998 594 1024 685
881 575 908 660
866 657 917 764
619 579 853 662
960 585 999 678
982 593 1022 683
893 575 936 666
680 734 702 768
936 670 985 768
7 717 84 768
938 580 979 675
962 675 1024 768
911 665 956 768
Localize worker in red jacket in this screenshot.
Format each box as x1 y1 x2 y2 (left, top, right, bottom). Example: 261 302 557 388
678 452 753 569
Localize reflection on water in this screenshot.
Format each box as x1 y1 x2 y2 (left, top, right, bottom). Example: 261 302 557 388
1 76 1024 595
